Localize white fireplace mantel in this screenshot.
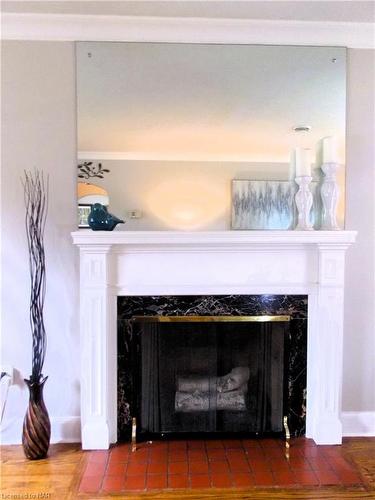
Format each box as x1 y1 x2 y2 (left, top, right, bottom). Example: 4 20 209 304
72 230 356 449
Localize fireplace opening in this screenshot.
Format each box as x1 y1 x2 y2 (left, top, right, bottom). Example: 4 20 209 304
118 295 307 441
132 315 290 438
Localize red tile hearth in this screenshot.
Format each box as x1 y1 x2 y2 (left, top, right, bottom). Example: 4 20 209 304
78 437 368 494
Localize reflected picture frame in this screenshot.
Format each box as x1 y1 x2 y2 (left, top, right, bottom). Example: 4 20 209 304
78 204 92 228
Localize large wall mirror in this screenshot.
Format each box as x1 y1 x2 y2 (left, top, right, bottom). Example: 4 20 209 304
76 42 346 230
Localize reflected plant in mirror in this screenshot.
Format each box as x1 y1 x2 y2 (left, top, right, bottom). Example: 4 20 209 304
78 161 110 180
76 42 346 230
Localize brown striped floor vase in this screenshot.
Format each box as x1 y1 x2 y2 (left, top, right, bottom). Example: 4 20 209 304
22 376 51 460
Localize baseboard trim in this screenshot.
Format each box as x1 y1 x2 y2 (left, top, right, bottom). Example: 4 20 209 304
0 416 81 445
341 411 375 437
2 412 374 444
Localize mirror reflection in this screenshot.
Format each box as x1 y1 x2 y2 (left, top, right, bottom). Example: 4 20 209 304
76 42 346 230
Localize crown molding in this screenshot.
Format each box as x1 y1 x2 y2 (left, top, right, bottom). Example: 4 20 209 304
2 13 374 48
77 150 290 163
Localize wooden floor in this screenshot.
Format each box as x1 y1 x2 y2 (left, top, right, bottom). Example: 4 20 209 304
1 438 375 499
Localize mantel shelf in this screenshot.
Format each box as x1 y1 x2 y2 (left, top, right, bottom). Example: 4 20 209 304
71 229 357 248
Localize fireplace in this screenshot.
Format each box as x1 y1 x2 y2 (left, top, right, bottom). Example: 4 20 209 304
72 230 356 448
118 295 307 440
131 314 289 439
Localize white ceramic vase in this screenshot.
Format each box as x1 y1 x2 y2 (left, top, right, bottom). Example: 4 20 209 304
294 176 314 231
320 162 340 230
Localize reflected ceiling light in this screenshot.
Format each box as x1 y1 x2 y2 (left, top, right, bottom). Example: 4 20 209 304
145 178 226 230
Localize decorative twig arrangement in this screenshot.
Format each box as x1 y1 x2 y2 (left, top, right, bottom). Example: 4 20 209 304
78 161 110 180
22 171 49 383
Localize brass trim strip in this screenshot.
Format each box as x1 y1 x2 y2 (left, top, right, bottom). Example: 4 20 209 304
132 315 290 323
283 415 291 460
131 417 137 453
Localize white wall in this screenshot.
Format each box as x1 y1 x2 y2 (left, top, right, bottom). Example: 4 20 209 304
80 160 344 231
1 41 80 443
1 41 374 443
80 160 291 231
343 49 375 412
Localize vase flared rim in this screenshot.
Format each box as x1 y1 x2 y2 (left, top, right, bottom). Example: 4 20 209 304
24 375 48 386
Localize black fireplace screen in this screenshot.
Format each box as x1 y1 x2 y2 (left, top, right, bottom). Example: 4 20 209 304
132 316 289 437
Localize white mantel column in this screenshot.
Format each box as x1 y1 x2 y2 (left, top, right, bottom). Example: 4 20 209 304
79 244 117 449
311 244 348 444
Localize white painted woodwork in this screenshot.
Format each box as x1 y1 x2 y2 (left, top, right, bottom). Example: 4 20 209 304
72 230 356 448
2 14 374 49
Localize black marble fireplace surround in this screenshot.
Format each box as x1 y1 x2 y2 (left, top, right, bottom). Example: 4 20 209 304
117 295 307 441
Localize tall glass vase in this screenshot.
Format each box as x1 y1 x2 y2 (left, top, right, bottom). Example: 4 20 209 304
22 376 51 460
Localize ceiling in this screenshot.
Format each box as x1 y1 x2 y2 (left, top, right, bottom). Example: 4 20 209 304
2 0 375 23
77 42 346 163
